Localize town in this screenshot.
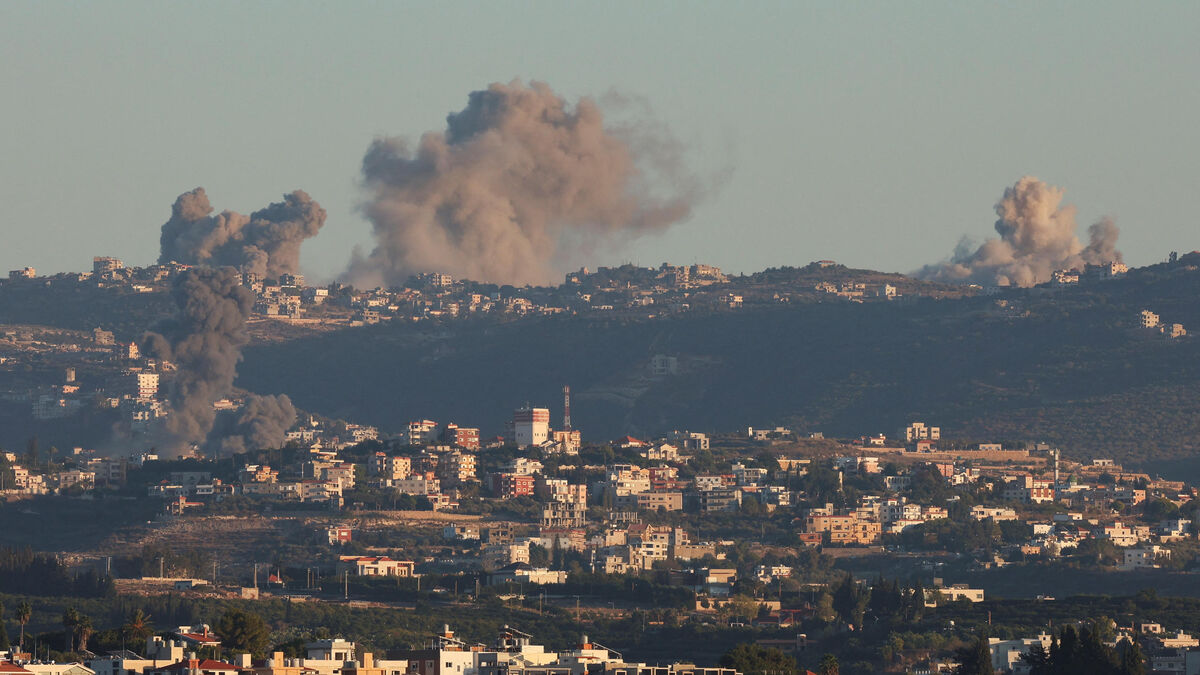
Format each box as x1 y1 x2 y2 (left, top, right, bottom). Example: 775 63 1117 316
3 255 1200 675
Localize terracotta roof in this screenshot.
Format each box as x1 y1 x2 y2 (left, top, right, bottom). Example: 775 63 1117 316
0 663 34 675
155 659 242 672
176 633 222 644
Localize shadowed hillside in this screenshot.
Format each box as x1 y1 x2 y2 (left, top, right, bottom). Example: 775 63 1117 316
238 260 1200 463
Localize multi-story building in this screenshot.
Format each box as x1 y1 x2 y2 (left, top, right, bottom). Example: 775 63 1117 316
511 407 550 447
134 371 160 401
805 513 882 545
542 501 588 529
408 420 440 446
490 473 535 499
1001 475 1055 503
901 421 940 442
696 486 742 512
441 423 480 450
395 475 441 496
369 453 412 481
438 451 478 485
631 490 683 512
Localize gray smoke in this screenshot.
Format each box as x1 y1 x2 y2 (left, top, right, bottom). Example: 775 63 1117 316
344 80 700 287
159 188 326 278
209 393 297 456
142 267 254 456
918 176 1123 287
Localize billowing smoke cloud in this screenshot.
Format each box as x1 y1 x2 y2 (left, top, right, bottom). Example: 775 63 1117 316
142 268 298 456
142 267 254 455
159 188 326 278
918 176 1122 287
209 393 297 456
344 80 701 287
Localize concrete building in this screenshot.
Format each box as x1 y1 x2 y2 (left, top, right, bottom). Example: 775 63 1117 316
901 421 940 442
511 407 550 447
368 453 411 481
339 556 415 577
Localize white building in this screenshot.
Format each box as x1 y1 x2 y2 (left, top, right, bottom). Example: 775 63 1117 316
135 372 160 400
511 407 550 447
1122 545 1169 570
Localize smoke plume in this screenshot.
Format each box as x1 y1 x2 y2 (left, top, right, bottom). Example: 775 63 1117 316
142 267 254 455
209 393 297 456
159 188 326 278
918 176 1122 287
344 80 700 287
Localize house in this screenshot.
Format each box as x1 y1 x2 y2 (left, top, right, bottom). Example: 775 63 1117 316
488 563 567 586
1121 546 1169 571
327 526 353 546
174 625 222 650
339 556 416 577
988 634 1053 674
925 583 984 606
147 659 243 675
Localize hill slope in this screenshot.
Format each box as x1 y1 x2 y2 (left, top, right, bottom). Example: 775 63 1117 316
238 261 1200 464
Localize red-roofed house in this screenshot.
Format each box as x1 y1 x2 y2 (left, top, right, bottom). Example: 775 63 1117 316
148 659 243 675
173 625 222 649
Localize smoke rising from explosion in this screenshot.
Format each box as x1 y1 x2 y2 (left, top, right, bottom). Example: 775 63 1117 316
159 188 326 278
918 176 1123 287
209 393 297 456
344 80 702 287
142 267 294 456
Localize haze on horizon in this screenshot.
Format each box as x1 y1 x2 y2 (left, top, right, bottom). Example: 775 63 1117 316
2 2 1198 283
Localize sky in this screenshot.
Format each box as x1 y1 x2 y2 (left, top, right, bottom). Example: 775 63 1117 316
2 2 1198 283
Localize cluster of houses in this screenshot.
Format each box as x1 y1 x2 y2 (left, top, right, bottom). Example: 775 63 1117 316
0 627 740 675
986 621 1200 674
1139 309 1187 339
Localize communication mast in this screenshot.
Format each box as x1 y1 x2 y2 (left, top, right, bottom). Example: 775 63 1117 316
562 385 572 431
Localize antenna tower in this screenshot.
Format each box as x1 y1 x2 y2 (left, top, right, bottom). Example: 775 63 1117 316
563 385 572 431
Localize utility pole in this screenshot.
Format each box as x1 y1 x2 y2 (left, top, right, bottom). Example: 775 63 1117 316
343 569 348 600
253 562 258 590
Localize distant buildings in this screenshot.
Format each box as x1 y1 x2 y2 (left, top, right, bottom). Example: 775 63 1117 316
901 421 940 442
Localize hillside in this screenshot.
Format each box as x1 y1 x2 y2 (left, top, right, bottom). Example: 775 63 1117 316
238 259 1200 465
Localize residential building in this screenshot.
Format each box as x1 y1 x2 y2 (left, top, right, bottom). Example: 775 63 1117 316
511 407 550 447
339 556 416 577
901 421 940 442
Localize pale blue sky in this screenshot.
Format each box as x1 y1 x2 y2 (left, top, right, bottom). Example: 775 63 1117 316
2 2 1198 281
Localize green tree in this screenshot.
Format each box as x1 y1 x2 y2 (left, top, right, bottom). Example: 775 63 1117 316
121 608 155 645
817 653 839 675
815 592 836 623
719 643 796 675
0 601 10 650
215 608 271 657
16 601 31 650
74 613 93 653
954 637 994 675
1120 639 1145 675
62 606 80 652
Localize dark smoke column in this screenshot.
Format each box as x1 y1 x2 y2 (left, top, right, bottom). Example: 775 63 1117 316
159 188 326 278
345 80 699 287
143 267 254 455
